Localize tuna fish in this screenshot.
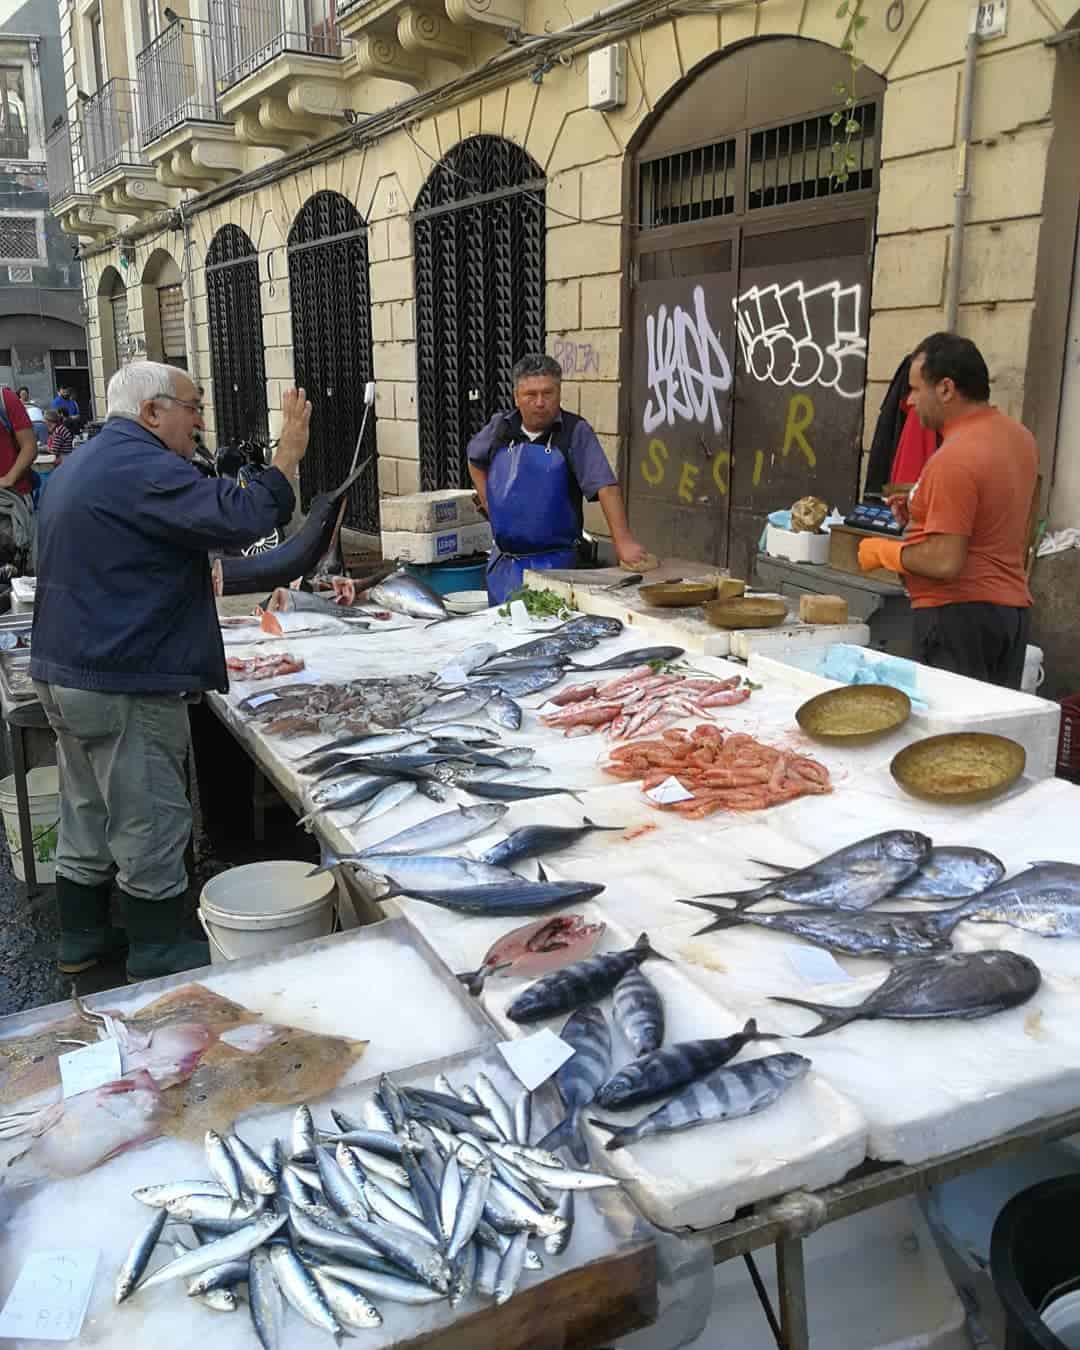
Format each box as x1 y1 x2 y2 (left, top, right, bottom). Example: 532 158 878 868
538 1006 612 1165
507 933 663 1023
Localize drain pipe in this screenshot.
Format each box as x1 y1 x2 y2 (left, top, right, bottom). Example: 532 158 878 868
178 199 201 388
944 12 980 330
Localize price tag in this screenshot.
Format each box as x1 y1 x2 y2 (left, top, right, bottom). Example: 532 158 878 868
497 1029 575 1092
785 946 854 984
58 1038 121 1098
645 775 695 805
245 692 280 709
0 1249 99 1341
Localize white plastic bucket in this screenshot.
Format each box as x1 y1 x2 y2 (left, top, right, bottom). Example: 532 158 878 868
198 860 337 963
0 765 60 883
1022 644 1046 695
1042 1289 1080 1348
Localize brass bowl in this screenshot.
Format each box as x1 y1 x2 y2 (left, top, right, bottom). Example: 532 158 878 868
891 733 1026 805
703 597 788 630
639 579 718 608
796 684 911 746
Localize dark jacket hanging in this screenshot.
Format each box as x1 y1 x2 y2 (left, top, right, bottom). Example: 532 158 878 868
865 356 913 496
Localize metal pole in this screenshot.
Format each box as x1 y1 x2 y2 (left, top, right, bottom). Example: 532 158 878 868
776 1237 810 1350
943 11 980 330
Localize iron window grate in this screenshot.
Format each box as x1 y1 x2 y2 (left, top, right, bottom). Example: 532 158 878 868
0 216 40 261
747 101 877 210
638 139 738 230
206 224 269 447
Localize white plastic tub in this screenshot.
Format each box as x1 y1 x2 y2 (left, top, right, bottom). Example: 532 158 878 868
199 860 337 963
766 523 830 564
0 764 59 883
747 642 1063 779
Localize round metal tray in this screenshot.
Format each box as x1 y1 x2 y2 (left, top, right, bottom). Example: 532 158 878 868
890 732 1026 805
639 580 718 608
796 684 911 745
702 596 787 629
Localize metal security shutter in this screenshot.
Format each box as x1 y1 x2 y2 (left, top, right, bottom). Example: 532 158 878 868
627 38 884 578
414 136 546 491
158 284 187 370
111 291 130 368
206 225 268 446
287 190 377 533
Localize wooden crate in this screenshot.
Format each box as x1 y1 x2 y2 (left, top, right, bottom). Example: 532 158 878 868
829 524 899 583
394 1240 658 1350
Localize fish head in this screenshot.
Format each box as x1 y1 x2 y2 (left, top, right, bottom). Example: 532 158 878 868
773 1053 813 1081
882 831 933 864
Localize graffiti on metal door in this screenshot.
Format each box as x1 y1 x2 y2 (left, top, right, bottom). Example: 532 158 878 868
734 280 866 400
643 284 734 435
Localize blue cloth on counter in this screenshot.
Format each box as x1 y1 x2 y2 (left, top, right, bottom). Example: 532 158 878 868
821 645 928 709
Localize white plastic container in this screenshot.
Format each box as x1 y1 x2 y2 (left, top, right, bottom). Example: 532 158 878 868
9 576 36 614
0 765 60 883
379 489 484 533
686 1199 967 1350
1023 644 1045 695
747 643 1063 779
381 520 492 564
199 860 337 963
765 523 830 565
1042 1290 1080 1347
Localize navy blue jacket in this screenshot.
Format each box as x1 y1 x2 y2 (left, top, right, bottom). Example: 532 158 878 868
31 416 294 694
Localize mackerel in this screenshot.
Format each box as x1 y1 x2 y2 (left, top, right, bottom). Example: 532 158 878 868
596 1020 781 1110
359 804 509 857
508 933 662 1023
537 1005 611 1166
612 966 664 1056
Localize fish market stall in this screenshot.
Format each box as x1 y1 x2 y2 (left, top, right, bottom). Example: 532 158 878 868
47 581 1078 1349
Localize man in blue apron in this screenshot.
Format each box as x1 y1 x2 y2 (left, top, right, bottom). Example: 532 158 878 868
467 354 647 605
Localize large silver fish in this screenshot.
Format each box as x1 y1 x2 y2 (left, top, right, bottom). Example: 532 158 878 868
693 831 933 913
368 570 449 621
591 1052 810 1151
771 949 1041 1036
595 1020 780 1110
381 875 606 918
680 901 957 958
955 863 1080 935
883 846 1005 901
357 804 508 857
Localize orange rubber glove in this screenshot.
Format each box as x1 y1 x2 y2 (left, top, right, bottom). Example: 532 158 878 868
858 536 905 574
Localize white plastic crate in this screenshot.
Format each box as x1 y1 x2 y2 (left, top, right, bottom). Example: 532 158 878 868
380 521 492 564
765 523 830 564
728 620 870 661
379 489 483 533
747 642 1063 780
685 1199 967 1350
10 576 35 614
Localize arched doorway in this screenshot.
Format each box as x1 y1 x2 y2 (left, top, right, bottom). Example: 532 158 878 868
413 136 546 490
626 37 885 577
287 191 377 533
206 225 268 447
141 248 187 370
97 265 129 381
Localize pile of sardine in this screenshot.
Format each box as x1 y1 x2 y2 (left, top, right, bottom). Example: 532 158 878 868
116 1071 621 1343
681 831 1080 959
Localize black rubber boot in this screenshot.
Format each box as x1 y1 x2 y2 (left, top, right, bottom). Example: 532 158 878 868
55 875 127 974
122 891 211 983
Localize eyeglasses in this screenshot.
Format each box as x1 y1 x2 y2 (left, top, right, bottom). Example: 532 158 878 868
155 393 204 414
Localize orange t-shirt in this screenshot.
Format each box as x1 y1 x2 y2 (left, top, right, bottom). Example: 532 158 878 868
904 406 1037 610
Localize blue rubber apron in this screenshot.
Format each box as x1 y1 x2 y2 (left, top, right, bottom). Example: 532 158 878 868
484 432 580 606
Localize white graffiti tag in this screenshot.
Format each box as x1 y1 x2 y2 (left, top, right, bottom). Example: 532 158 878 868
643 284 733 435
734 280 866 400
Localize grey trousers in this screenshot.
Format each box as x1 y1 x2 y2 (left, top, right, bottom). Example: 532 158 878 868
33 683 192 900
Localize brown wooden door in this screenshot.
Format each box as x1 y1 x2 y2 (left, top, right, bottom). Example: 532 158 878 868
626 232 739 565
726 212 873 581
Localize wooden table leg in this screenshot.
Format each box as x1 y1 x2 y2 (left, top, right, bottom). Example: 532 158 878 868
776 1237 810 1350
9 719 37 896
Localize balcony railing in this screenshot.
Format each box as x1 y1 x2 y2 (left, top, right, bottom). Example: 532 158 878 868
82 78 148 181
0 129 30 160
137 18 225 147
46 122 78 203
210 0 342 93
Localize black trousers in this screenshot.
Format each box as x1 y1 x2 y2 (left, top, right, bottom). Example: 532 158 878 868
912 602 1031 690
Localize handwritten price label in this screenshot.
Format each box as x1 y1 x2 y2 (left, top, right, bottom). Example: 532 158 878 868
0 1249 98 1341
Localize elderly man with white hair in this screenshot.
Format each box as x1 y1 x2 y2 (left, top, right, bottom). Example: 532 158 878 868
31 361 310 981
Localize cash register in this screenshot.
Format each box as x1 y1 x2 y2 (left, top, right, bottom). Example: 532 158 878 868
843 500 905 537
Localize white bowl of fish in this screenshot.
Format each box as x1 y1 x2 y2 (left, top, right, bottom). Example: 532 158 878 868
444 590 490 614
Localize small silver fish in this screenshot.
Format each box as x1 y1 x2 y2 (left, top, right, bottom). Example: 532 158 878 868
115 1207 167 1304
137 1211 289 1292
310 1268 383 1330
494 1231 529 1305
249 1247 285 1350
268 1243 343 1339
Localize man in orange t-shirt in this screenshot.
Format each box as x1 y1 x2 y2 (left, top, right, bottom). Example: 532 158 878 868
858 333 1037 689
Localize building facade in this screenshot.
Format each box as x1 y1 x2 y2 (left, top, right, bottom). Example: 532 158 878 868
45 0 1080 559
2 2 88 413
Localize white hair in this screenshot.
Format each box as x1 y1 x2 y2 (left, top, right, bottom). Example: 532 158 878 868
106 361 187 419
